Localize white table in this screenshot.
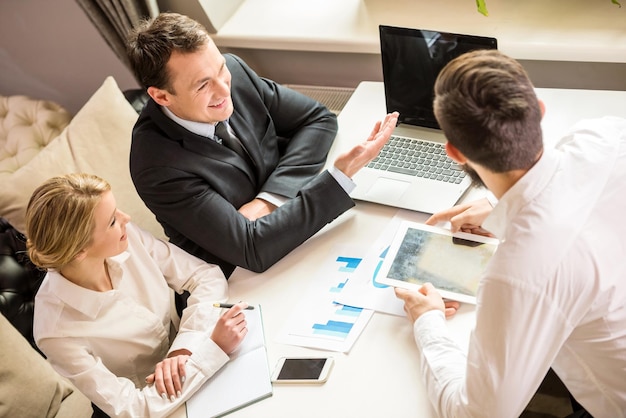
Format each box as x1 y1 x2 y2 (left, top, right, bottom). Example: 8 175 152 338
222 202 475 418
183 82 626 417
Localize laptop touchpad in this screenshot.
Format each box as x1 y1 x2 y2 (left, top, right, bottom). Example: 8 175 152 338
365 177 410 202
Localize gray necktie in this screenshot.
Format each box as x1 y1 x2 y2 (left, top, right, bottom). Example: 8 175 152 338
215 122 246 159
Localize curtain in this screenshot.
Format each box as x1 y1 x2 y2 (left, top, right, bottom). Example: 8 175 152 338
75 0 159 72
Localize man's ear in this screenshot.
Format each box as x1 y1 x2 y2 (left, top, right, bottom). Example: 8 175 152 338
445 142 467 164
147 86 170 107
538 99 546 118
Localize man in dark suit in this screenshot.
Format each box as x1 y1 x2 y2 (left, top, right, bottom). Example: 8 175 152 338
127 12 398 277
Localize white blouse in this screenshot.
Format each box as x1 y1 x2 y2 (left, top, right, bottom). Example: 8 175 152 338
34 223 230 418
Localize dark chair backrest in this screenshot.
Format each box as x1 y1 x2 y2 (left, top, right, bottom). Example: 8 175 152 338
0 217 46 354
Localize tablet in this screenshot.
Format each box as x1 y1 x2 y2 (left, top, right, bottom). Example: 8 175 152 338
377 221 499 304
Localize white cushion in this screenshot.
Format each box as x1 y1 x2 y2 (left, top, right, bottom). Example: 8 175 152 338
0 95 72 179
0 77 165 240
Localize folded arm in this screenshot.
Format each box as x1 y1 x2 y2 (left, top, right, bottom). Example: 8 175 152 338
39 335 228 418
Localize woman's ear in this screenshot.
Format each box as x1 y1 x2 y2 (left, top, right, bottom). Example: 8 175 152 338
445 142 467 164
73 249 88 263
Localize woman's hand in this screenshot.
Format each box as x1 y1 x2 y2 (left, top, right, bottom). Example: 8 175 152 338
145 350 191 402
211 302 249 355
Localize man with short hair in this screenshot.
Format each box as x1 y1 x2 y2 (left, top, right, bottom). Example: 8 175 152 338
395 49 626 417
127 12 397 277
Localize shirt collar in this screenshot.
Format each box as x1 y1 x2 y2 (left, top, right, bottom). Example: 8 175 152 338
483 149 560 240
160 105 229 140
46 251 132 319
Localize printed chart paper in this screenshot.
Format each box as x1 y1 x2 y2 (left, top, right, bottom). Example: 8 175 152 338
276 246 374 353
334 210 427 316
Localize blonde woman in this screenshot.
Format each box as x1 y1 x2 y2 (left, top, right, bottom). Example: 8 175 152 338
26 173 249 418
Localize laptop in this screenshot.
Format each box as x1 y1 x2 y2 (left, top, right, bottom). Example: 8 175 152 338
347 25 497 214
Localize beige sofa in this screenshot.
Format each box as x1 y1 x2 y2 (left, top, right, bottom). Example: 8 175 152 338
0 77 166 417
0 313 93 417
0 76 165 239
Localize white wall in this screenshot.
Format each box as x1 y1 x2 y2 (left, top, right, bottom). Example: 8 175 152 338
220 47 626 92
1 0 624 116
213 0 626 91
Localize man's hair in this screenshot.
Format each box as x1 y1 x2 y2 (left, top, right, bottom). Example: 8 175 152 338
25 173 111 271
433 49 543 173
126 12 211 91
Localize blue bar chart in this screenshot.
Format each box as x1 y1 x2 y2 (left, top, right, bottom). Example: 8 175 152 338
311 304 363 339
277 248 374 352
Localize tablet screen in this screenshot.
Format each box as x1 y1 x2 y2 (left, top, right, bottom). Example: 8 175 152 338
377 221 498 303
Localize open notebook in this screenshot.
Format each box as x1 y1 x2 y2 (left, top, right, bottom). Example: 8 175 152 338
186 306 272 418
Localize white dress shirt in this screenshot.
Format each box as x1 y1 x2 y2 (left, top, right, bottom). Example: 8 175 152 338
34 223 230 418
413 117 626 418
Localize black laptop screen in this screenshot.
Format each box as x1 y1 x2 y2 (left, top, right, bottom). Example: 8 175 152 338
379 25 497 129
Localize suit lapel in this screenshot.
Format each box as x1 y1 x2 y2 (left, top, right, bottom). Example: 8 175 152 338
146 99 257 183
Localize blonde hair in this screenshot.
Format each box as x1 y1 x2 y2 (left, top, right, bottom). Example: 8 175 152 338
25 173 111 271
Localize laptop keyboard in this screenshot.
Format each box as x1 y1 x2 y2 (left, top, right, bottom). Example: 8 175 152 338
367 135 466 184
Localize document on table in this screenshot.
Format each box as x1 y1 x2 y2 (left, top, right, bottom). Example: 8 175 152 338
334 209 429 316
275 245 374 353
186 306 272 418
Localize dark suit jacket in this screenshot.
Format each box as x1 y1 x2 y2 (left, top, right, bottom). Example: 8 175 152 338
130 54 355 277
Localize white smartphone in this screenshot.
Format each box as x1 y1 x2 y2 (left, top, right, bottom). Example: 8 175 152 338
271 357 334 384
